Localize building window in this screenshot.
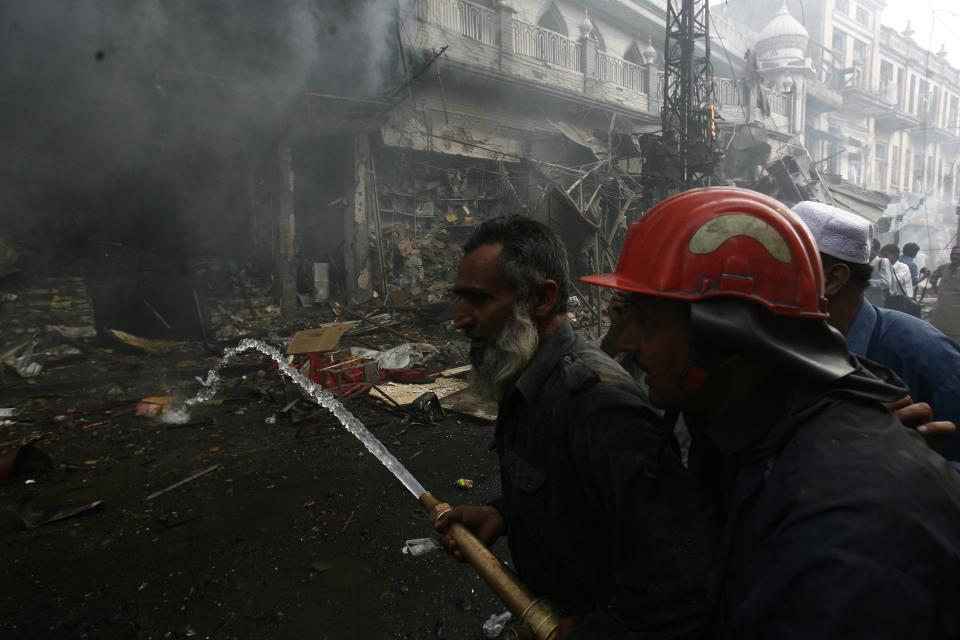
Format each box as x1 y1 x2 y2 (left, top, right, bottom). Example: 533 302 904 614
918 79 929 117
909 76 916 113
849 154 862 185
836 0 850 14
914 152 924 192
852 41 866 64
880 61 893 81
930 85 940 124
855 6 871 27
927 155 935 191
852 40 867 85
891 146 900 187
897 68 905 109
876 143 888 189
949 96 959 134
880 61 894 99
832 29 847 68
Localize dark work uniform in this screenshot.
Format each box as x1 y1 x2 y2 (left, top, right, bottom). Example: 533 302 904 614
490 321 715 638
692 359 960 639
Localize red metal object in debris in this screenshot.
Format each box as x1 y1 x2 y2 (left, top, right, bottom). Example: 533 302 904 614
270 353 430 398
305 353 368 397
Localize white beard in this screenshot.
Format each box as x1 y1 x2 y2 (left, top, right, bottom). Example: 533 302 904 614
469 304 540 403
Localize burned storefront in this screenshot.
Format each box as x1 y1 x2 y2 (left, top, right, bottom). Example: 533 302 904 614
0 2 665 636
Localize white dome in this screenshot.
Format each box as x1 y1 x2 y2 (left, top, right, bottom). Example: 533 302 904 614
755 2 808 58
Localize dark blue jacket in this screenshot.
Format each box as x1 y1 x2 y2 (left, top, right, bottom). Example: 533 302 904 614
846 300 960 459
492 322 716 638
692 360 960 639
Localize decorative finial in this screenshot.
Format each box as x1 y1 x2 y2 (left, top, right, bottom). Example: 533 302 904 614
643 36 658 64
903 20 915 40
579 9 594 38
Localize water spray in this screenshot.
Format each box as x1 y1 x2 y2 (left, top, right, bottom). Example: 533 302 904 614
187 339 561 639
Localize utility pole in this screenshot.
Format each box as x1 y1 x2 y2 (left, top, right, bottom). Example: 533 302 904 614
661 0 719 191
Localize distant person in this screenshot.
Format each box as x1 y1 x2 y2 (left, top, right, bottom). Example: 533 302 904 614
793 201 960 460
931 246 960 345
881 243 914 299
867 237 891 305
901 242 921 287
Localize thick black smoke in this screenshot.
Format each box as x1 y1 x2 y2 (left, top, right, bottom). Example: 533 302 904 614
0 0 399 254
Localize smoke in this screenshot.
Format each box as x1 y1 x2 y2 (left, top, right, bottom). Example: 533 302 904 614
0 0 399 255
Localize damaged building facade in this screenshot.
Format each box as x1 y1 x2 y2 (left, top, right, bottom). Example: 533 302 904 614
3 0 958 340
1 0 764 338
715 0 960 264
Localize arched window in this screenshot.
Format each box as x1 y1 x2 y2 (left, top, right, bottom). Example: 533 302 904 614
624 42 643 65
535 3 574 66
538 3 567 35
591 23 606 52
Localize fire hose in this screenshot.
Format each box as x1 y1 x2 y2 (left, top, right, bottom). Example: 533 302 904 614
419 491 562 640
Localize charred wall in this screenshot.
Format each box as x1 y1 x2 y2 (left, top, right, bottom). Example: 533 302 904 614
0 0 399 337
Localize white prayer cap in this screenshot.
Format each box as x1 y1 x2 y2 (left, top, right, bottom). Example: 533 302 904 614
791 201 872 265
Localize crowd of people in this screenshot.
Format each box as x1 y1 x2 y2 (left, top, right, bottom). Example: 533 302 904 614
865 232 960 345
432 188 960 639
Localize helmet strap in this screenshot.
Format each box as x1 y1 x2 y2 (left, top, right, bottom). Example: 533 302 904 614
680 364 708 395
678 348 741 396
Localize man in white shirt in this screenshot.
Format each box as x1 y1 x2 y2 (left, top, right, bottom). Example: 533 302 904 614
867 238 892 305
881 244 914 299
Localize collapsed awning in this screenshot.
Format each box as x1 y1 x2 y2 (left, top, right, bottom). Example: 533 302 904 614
381 108 522 162
821 180 892 223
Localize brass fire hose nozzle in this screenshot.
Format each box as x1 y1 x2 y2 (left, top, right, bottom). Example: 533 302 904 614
419 491 561 640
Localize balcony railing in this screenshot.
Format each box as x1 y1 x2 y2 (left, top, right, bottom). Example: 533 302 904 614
513 20 582 72
416 0 497 45
765 87 789 116
595 50 645 92
714 77 742 108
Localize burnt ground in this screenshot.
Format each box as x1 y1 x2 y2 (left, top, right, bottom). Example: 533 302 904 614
0 334 509 640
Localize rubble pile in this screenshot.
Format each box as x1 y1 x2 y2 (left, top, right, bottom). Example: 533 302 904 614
378 224 462 307
0 276 97 340
191 260 280 340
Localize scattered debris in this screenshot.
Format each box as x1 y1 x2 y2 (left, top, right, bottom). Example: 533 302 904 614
310 561 332 574
434 364 471 378
0 438 53 481
136 396 172 418
410 391 445 421
3 338 44 378
0 276 96 340
402 537 441 556
145 464 222 502
108 329 186 354
370 378 469 407
482 611 513 639
440 386 497 422
286 322 360 355
296 353 379 398
17 498 105 529
454 478 474 490
350 342 439 369
340 510 354 534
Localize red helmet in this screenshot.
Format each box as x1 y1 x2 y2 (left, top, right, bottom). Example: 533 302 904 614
582 187 828 319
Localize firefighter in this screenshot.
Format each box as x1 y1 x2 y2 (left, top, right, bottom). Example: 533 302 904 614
583 187 960 638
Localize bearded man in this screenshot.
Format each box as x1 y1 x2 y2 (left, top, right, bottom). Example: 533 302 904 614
435 216 715 639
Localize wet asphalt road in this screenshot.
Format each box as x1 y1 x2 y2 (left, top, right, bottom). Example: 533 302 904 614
0 349 508 639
